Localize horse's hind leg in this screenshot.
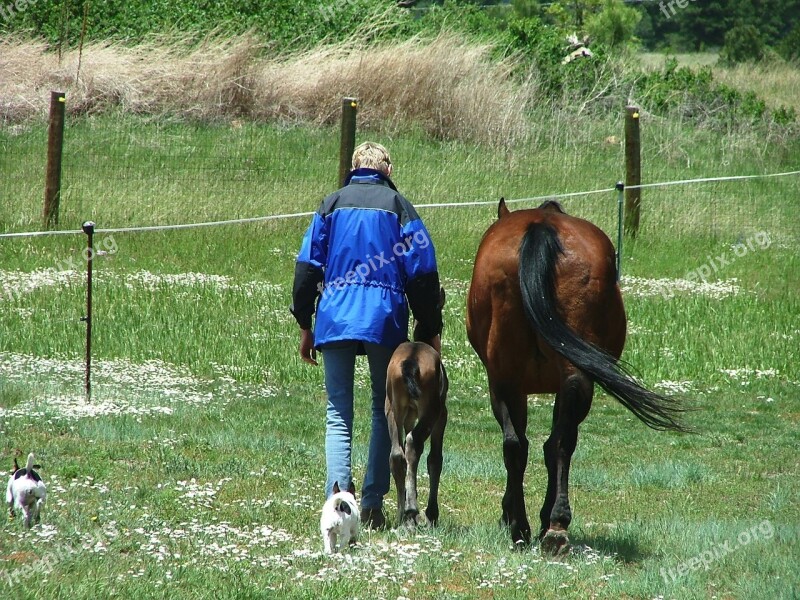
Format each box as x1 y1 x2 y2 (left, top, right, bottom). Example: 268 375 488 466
540 371 593 554
386 396 407 527
403 415 434 527
425 405 447 526
491 384 531 545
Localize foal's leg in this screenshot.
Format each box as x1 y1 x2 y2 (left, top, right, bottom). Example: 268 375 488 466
403 412 435 526
386 394 408 527
540 371 593 554
490 383 531 545
425 404 447 526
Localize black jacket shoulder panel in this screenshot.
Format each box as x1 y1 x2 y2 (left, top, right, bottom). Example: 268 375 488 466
321 183 410 220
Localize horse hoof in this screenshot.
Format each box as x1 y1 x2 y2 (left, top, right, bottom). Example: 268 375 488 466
511 523 532 547
402 510 421 528
424 508 439 527
540 529 570 556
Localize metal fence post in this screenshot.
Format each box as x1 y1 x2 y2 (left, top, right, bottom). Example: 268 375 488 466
81 221 95 399
339 97 358 187
616 181 624 280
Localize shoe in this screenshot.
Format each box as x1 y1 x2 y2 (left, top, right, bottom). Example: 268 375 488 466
360 507 386 531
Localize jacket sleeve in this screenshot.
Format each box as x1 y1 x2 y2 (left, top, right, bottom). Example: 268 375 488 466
290 212 327 329
405 270 443 341
398 211 442 340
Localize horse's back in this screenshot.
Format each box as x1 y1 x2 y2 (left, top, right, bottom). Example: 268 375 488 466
467 207 626 393
476 207 614 264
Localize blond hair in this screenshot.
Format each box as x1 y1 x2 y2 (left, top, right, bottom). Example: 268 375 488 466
352 142 392 173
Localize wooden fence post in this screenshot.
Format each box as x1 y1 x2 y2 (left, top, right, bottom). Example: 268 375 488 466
624 105 641 238
44 91 66 229
339 97 358 188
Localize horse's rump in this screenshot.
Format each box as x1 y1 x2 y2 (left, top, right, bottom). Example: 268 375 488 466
467 208 623 393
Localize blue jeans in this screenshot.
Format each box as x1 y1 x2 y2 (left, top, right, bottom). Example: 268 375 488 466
322 341 395 510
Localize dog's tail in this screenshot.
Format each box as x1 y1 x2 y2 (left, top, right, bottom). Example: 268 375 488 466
25 453 34 475
401 358 422 401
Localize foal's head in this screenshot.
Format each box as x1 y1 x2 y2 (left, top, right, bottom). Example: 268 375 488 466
412 286 446 346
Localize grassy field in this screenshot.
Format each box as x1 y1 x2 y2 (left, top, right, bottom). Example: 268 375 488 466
1 112 799 599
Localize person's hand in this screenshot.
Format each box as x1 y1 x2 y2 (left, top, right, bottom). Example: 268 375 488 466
429 334 441 355
300 328 318 365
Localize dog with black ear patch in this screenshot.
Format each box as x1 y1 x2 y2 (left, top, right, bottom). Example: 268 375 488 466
6 453 47 528
320 481 359 554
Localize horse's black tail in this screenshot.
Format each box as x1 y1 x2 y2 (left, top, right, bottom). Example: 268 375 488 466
401 358 422 401
519 222 689 432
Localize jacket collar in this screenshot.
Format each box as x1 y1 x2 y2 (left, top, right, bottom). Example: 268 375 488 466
344 168 398 191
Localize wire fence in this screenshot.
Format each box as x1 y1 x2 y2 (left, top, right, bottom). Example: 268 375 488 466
4 173 799 242
2 120 331 231
2 115 798 397
2 114 799 248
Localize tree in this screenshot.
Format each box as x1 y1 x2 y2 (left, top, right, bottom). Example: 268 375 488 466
720 22 765 64
634 8 656 50
673 0 731 51
585 0 641 49
512 0 542 19
777 22 800 62
545 0 604 32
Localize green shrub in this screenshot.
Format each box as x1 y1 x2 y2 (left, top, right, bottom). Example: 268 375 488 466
584 0 641 50
0 0 402 50
776 22 800 63
772 105 798 126
501 16 610 100
719 23 765 65
632 57 798 127
511 0 543 20
408 0 500 40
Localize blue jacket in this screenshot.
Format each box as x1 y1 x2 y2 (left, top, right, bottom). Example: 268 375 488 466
291 168 441 349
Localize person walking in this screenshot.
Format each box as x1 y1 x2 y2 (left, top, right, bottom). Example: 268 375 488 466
290 141 442 529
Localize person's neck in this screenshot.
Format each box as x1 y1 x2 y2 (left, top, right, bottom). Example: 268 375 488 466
345 168 396 190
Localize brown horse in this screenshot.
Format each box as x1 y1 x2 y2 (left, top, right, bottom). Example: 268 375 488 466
386 288 448 528
466 199 686 553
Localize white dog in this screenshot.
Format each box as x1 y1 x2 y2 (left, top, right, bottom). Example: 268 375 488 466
6 453 47 528
320 481 359 554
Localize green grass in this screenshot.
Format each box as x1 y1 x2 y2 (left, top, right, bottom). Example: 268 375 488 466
1 114 799 599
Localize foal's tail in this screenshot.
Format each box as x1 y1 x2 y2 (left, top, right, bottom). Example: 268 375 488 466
518 222 689 432
401 359 422 401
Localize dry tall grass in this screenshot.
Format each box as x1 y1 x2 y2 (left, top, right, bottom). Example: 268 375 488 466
0 32 533 146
